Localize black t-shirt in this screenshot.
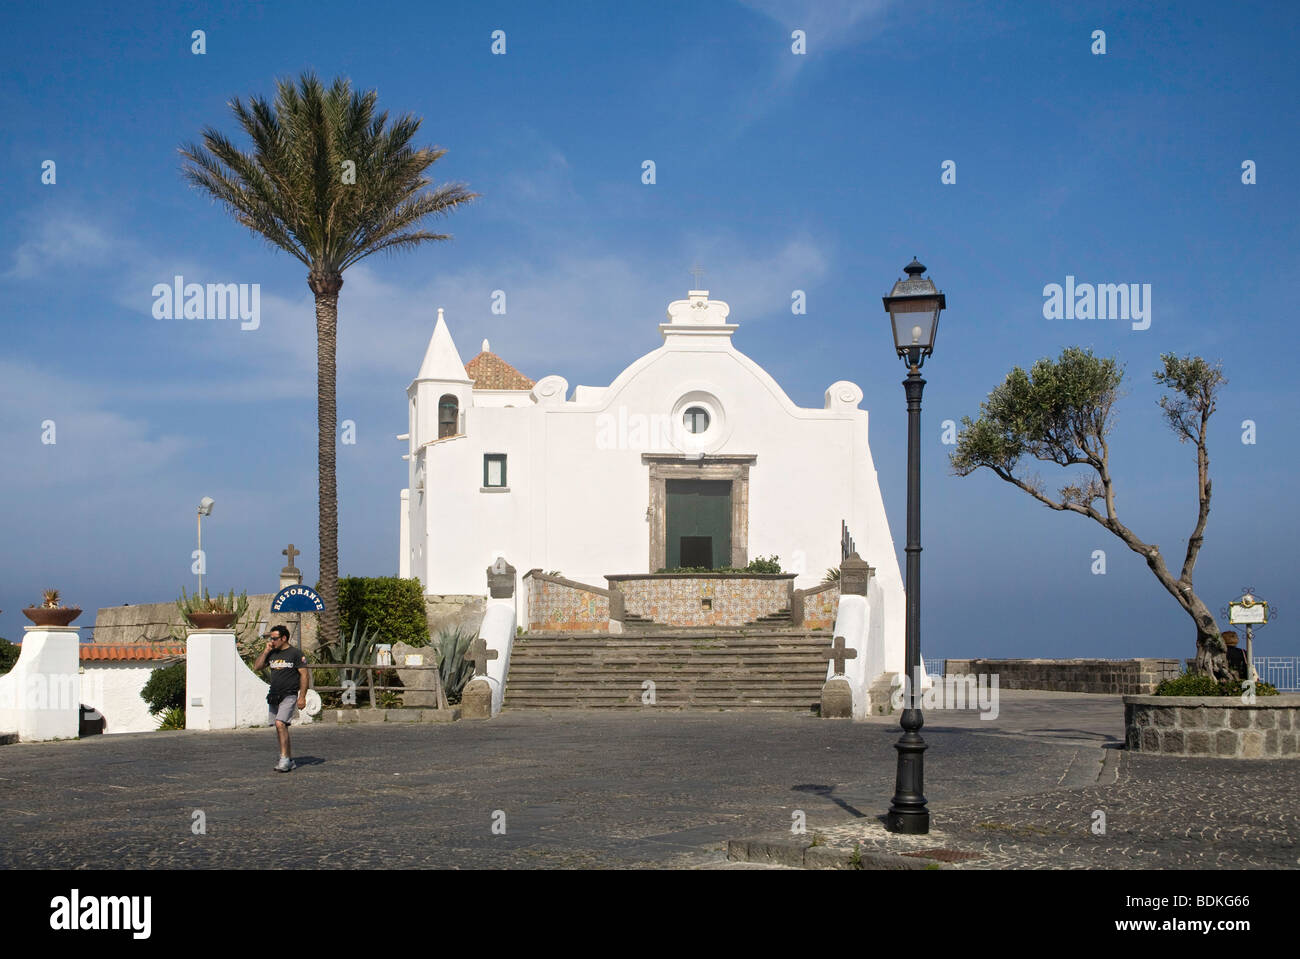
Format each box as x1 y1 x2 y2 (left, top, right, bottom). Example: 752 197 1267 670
266 644 306 701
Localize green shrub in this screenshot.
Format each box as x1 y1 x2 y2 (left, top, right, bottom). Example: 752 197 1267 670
655 556 785 574
141 661 187 714
435 626 477 705
1155 670 1279 697
0 638 19 675
156 706 186 730
336 577 429 648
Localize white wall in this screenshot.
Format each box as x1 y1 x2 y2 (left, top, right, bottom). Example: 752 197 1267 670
404 293 906 684
477 599 516 716
80 662 168 734
0 628 81 741
186 630 269 730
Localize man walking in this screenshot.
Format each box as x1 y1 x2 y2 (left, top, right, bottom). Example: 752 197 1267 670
254 625 308 772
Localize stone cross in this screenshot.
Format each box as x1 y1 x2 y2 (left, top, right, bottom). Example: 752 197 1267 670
827 635 857 675
282 543 300 569
467 636 499 677
689 262 705 289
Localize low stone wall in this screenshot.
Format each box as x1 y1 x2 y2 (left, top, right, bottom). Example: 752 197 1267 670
94 595 320 653
1124 695 1300 758
796 581 839 629
524 571 610 632
425 594 485 636
943 658 1182 695
607 573 795 628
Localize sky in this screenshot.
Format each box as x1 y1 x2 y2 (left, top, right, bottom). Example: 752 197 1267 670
1 0 1296 662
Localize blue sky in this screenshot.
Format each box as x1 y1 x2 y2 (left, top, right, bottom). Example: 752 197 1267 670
1 0 1296 661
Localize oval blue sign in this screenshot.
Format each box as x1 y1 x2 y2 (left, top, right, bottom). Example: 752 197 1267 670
271 585 325 612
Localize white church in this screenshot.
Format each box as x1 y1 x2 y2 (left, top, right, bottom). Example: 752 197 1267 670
398 287 905 654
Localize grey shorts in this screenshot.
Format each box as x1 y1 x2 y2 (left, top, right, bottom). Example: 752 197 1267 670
268 695 298 725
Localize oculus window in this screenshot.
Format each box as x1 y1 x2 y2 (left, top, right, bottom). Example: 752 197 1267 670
682 406 710 434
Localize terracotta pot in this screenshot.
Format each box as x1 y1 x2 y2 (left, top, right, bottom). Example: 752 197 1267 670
185 611 239 629
22 606 82 627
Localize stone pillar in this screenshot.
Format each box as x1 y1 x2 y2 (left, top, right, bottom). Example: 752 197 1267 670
186 629 239 730
0 626 82 741
186 629 269 730
839 552 873 597
464 559 518 719
486 557 516 598
820 677 853 718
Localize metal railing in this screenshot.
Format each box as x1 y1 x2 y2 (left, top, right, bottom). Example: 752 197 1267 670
301 662 450 711
1254 657 1299 692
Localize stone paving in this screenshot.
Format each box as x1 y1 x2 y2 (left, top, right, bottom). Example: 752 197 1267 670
0 691 1294 869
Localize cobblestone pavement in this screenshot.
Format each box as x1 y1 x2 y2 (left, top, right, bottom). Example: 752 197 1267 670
0 692 1292 869
812 749 1300 869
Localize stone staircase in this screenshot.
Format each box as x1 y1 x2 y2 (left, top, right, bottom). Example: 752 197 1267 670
746 607 793 627
504 629 831 710
619 612 658 628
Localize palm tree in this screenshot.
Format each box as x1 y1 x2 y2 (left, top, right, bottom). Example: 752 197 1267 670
180 72 476 644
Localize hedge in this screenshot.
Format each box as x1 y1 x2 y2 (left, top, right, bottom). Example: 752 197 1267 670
336 576 430 648
0 638 18 675
141 661 187 714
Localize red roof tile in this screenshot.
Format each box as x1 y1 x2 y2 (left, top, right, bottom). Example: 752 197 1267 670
80 644 187 662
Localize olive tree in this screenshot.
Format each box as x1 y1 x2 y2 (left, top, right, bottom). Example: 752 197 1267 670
951 347 1230 678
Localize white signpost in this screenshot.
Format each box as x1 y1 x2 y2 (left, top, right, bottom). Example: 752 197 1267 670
1227 590 1270 682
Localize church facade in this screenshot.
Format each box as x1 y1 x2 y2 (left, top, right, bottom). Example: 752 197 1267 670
399 288 905 654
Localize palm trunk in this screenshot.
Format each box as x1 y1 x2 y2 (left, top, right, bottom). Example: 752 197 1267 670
310 273 343 649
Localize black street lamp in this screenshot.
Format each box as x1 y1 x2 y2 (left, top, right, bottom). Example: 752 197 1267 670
881 257 945 835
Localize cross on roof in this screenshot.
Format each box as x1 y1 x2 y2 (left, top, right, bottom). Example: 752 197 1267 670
467 636 499 677
282 543 300 569
689 262 706 290
827 635 858 675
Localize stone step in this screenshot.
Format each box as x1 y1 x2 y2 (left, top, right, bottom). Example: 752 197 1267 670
512 641 826 649
503 699 820 709
520 628 827 637
506 630 831 710
514 640 831 649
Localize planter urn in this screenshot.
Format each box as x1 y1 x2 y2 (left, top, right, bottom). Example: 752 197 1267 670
185 612 239 630
22 606 82 627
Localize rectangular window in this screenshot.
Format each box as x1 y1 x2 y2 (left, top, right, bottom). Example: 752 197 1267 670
483 454 507 488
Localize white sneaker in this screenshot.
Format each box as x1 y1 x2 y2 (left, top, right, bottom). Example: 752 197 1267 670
275 756 293 772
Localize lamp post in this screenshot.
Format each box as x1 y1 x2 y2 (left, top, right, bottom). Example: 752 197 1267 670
197 496 214 596
881 257 946 835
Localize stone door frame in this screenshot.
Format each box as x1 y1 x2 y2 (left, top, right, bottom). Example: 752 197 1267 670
643 454 755 571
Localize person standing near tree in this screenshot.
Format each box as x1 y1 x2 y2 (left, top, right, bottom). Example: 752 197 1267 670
254 625 308 772
1222 630 1248 682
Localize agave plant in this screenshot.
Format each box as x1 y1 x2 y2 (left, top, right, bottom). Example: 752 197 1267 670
435 625 477 705
177 587 249 616
42 588 61 608
156 705 186 731
822 567 841 585
316 621 382 691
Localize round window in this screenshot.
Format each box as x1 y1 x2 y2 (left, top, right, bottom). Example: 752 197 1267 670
683 407 710 434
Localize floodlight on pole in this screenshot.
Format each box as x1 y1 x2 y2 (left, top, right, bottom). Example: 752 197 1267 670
197 497 215 596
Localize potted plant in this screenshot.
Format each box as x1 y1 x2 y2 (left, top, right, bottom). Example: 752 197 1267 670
22 588 82 627
178 587 247 630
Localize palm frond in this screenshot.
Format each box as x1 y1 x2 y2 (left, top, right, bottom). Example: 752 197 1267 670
179 71 478 276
